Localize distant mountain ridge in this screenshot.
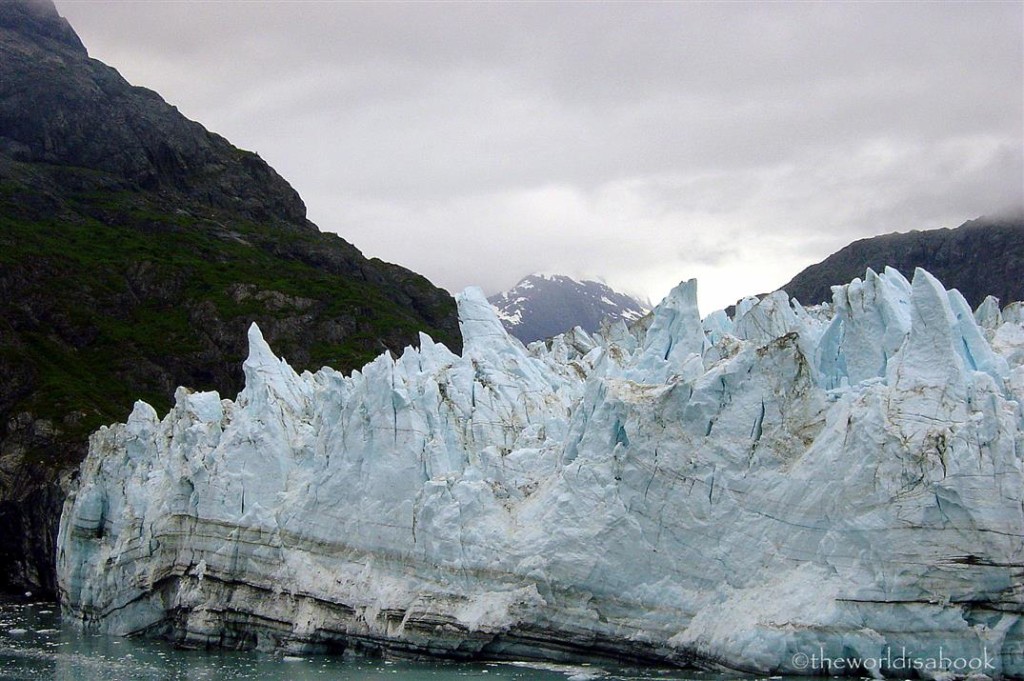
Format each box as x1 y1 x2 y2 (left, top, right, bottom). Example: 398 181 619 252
779 214 1024 308
488 274 649 343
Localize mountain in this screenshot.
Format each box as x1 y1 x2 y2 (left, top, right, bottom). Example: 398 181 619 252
0 0 460 595
779 214 1023 308
59 269 1024 675
488 274 648 343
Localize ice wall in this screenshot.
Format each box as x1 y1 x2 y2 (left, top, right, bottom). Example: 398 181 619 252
58 271 1024 677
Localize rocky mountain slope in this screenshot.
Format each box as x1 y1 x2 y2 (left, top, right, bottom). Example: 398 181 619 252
60 268 1024 675
488 274 648 343
0 0 460 595
779 214 1023 307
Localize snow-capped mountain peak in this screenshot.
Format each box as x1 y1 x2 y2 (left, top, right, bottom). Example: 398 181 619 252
488 274 649 343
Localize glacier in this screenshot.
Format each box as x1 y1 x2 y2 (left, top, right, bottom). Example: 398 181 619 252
57 267 1024 677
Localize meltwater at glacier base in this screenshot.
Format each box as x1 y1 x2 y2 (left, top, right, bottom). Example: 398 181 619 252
57 267 1024 677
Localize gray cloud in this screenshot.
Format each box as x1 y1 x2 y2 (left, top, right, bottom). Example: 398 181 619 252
56 0 1023 312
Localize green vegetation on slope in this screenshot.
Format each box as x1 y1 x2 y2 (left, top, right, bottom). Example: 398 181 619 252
0 161 459 469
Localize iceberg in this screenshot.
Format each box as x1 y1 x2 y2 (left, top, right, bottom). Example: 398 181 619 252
57 270 1024 677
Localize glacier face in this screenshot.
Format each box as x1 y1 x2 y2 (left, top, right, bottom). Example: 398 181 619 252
58 268 1024 677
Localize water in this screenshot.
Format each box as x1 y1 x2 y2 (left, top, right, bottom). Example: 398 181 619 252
0 598 752 681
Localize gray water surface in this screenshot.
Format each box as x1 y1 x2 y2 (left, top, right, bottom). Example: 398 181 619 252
0 599 761 681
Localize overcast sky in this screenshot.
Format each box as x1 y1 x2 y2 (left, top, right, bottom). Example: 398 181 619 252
56 1 1023 313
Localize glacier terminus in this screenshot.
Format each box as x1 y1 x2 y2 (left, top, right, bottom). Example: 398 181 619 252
57 268 1024 677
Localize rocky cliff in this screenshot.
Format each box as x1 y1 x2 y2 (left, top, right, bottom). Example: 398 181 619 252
0 0 460 595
